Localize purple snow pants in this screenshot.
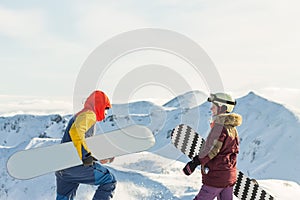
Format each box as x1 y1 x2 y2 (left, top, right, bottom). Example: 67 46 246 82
194 185 233 200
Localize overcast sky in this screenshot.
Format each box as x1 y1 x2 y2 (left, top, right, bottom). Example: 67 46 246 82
0 0 299 114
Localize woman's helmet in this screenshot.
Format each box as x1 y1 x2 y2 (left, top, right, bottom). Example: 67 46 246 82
207 92 236 113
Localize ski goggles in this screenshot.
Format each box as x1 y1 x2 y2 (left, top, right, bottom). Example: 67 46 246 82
207 94 236 105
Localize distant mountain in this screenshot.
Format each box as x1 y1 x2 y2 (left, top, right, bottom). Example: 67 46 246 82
0 114 68 146
234 92 300 182
1 91 300 199
162 90 207 108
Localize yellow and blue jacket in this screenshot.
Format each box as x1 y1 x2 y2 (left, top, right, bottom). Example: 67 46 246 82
61 90 111 161
62 111 96 160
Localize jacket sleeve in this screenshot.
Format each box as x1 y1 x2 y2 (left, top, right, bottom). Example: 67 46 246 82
69 111 96 160
200 127 226 165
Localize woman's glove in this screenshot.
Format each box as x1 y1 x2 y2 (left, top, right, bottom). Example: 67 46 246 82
183 155 201 176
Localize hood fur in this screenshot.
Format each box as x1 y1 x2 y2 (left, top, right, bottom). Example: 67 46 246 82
214 113 242 127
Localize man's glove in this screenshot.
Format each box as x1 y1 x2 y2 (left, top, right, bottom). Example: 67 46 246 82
183 155 201 176
83 153 96 166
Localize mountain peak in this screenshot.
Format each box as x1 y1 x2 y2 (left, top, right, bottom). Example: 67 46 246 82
162 90 207 108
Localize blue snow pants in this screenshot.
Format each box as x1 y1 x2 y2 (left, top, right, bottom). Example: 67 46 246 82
55 162 116 200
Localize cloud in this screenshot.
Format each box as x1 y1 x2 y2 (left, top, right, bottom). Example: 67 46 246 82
0 5 45 39
0 4 87 56
0 1 299 103
0 95 73 116
74 2 152 43
0 4 88 95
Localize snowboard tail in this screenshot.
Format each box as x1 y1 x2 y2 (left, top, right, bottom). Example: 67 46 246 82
7 125 155 180
171 124 274 200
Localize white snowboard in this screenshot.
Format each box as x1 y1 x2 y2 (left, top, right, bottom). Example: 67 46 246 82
7 125 155 180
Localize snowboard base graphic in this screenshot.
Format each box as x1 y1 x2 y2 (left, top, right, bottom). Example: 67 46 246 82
7 125 155 180
171 124 274 200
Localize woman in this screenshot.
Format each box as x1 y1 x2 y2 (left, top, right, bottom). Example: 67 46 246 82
183 92 242 200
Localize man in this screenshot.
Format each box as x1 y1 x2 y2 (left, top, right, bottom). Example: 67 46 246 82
183 92 242 200
56 90 116 200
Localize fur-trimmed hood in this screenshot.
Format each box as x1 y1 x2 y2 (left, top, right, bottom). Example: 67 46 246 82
214 113 242 127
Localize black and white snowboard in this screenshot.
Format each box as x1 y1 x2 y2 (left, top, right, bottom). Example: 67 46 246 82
171 124 275 200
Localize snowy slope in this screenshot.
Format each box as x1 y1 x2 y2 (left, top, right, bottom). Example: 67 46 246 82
0 91 300 199
235 92 300 182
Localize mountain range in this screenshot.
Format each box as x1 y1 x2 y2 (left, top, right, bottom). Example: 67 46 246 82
0 91 299 199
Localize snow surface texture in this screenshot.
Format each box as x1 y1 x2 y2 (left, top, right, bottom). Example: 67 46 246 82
0 91 300 199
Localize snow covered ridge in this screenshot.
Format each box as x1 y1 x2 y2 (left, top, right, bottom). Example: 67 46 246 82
1 91 300 199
